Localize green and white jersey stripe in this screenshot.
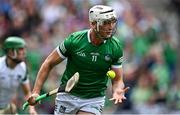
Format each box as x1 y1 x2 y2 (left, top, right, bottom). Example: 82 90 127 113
56 29 123 98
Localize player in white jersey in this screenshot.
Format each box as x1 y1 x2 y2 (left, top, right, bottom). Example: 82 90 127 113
0 37 37 114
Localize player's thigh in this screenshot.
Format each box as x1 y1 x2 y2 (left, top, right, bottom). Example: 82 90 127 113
54 92 79 114
78 96 105 115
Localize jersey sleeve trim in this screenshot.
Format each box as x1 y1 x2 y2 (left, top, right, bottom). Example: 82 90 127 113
21 72 28 82
56 46 66 59
111 65 122 68
21 79 29 84
20 62 29 83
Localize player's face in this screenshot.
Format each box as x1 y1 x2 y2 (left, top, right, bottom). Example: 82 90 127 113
16 48 26 61
8 47 26 63
98 18 117 39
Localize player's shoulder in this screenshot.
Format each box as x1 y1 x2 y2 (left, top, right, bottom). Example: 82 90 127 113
17 61 27 72
111 36 121 43
0 56 6 68
69 29 88 40
0 56 5 62
110 36 123 48
67 29 88 43
71 29 88 36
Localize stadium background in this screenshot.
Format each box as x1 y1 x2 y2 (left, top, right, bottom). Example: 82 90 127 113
0 0 180 114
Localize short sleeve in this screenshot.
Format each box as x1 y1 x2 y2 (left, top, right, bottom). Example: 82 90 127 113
57 34 74 58
111 43 124 68
20 62 29 84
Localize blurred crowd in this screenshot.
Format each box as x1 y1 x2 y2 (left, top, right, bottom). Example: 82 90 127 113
0 0 179 114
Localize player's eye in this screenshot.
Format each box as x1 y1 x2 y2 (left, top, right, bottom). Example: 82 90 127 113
103 18 117 25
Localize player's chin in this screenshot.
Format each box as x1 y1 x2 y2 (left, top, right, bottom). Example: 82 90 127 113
18 58 25 62
103 34 113 40
107 32 114 36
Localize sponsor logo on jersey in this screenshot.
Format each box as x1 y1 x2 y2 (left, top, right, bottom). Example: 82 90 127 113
76 52 86 57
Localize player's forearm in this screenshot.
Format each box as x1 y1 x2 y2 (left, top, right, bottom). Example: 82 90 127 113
22 83 32 100
111 67 124 92
32 61 52 94
32 49 63 94
112 78 125 92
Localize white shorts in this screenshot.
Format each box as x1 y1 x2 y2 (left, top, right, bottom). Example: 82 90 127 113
54 92 105 115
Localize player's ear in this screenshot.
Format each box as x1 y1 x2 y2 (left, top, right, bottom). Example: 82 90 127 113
90 21 97 29
91 21 97 25
6 49 12 56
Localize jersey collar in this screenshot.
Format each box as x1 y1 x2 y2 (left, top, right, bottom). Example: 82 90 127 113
87 29 106 44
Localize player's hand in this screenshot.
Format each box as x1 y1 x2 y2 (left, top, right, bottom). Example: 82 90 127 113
29 106 37 115
27 93 40 106
110 87 130 104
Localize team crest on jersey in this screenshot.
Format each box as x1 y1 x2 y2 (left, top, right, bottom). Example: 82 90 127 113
105 54 111 61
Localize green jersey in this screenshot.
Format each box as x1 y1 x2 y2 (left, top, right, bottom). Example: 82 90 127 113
57 29 123 98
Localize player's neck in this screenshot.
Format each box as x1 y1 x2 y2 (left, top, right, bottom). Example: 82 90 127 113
90 30 104 46
6 57 17 69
